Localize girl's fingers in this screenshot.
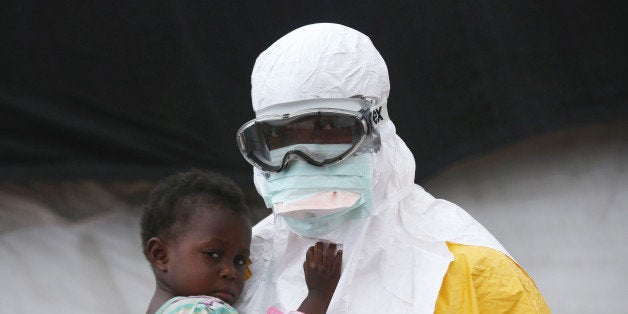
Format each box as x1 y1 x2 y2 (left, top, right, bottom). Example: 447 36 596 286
332 249 343 275
306 242 342 274
324 243 337 267
314 241 324 266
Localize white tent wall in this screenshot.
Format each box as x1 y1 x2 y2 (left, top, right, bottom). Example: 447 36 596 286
0 121 626 313
0 183 155 313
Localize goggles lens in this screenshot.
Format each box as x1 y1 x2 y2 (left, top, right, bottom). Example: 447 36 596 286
238 111 368 171
260 113 362 149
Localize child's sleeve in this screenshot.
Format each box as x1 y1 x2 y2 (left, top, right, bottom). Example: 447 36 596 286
158 296 239 314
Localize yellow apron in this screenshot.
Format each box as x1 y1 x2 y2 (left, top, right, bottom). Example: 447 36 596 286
436 243 550 313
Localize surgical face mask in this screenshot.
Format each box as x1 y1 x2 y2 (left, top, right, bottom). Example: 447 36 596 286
237 98 388 172
261 145 373 238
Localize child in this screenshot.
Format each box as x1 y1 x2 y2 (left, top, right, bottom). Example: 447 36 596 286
141 169 342 314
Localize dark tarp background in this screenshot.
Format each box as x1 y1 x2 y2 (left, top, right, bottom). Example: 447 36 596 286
2 1 627 187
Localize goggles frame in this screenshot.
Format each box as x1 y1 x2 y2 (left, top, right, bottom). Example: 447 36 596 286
237 98 388 172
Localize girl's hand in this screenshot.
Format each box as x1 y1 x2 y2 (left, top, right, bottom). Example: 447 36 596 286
298 242 342 314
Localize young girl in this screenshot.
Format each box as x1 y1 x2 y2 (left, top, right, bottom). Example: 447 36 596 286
141 169 342 314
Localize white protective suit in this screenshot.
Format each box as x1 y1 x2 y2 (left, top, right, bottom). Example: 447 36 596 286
236 23 547 313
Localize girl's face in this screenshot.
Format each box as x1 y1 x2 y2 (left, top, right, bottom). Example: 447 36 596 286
164 207 252 305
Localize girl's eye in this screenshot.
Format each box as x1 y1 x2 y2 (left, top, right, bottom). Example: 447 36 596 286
204 251 221 259
235 257 248 266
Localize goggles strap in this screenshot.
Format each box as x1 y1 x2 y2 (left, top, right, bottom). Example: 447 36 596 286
363 101 389 133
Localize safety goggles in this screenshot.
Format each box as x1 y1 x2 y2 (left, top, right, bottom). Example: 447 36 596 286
237 98 388 172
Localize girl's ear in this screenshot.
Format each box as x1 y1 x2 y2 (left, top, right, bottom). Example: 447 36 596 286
146 237 169 272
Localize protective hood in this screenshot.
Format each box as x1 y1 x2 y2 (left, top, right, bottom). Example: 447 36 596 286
251 23 389 111
251 23 413 214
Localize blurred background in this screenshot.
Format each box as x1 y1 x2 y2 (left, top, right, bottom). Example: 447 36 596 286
1 1 627 313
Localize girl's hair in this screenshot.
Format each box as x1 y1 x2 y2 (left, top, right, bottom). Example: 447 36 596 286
140 168 250 257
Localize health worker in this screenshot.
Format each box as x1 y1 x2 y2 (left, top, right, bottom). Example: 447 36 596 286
234 23 549 314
